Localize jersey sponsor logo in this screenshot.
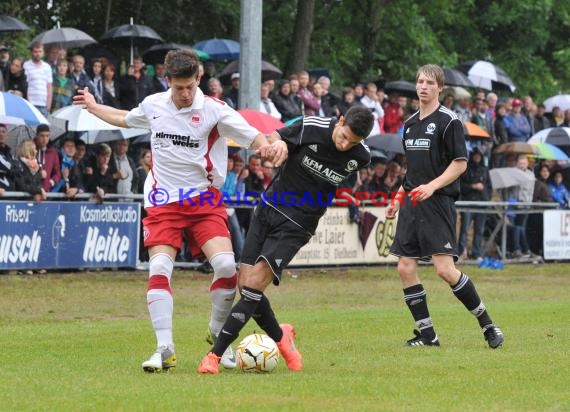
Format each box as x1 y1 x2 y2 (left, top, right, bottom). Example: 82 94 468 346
301 154 345 184
405 138 431 150
155 131 199 148
426 122 436 134
345 159 358 172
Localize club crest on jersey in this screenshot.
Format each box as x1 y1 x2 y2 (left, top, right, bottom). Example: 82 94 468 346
345 159 358 172
190 114 202 127
426 122 436 134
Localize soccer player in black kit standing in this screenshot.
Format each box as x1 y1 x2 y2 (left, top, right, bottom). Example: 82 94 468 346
198 106 374 373
386 64 504 348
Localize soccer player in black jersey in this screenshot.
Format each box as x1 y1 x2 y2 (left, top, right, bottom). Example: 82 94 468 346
198 106 374 373
386 64 504 349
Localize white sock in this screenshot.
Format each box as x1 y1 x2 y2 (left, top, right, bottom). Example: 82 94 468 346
209 285 236 336
147 288 173 348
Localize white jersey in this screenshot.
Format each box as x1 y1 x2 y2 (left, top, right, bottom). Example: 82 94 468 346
125 88 259 208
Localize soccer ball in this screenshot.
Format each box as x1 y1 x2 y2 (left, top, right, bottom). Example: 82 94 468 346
236 333 279 373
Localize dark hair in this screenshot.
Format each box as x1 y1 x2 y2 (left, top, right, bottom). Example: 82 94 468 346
344 106 374 139
36 124 50 135
164 49 200 79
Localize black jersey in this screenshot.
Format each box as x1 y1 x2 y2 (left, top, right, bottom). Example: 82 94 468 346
263 116 370 234
402 105 467 198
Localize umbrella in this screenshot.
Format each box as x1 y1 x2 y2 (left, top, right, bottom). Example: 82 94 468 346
219 60 282 84
6 124 65 148
493 142 537 155
464 121 491 139
100 18 163 64
30 27 96 49
443 68 474 88
0 92 49 126
80 128 150 144
142 43 209 65
489 167 535 190
192 38 240 61
529 142 570 161
0 15 30 32
384 80 417 99
365 134 405 154
528 127 570 147
456 60 516 92
543 94 570 113
285 116 303 126
443 86 471 100
369 149 388 162
51 105 121 131
237 109 285 134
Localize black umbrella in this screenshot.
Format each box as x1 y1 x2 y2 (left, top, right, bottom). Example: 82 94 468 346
219 60 283 85
366 134 405 155
142 43 209 65
455 60 516 92
100 18 163 64
0 15 30 32
384 80 418 99
443 68 474 88
30 27 96 49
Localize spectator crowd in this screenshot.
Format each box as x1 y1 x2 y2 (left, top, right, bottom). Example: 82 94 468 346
1 41 569 264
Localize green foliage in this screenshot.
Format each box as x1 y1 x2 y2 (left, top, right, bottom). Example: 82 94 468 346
2 0 570 100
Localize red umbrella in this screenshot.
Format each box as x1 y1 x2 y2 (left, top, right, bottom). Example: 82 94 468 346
237 109 285 134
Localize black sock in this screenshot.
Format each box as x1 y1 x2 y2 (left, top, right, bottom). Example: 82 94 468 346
252 295 283 342
403 284 436 339
211 286 262 357
452 273 493 328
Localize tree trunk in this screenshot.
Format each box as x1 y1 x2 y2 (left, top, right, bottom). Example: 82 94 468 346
358 0 383 80
285 0 315 77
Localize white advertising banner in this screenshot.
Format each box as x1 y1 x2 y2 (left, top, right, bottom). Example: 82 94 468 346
543 209 570 260
290 206 398 266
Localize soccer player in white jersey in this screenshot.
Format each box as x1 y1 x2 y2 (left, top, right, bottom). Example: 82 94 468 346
74 49 287 373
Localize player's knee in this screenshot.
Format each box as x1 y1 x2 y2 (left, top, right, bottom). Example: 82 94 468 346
397 259 415 278
210 252 236 278
149 252 174 281
434 264 457 284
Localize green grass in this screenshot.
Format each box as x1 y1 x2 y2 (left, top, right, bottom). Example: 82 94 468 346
1 264 569 411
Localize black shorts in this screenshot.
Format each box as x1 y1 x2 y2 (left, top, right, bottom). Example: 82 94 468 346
241 205 313 285
389 193 459 261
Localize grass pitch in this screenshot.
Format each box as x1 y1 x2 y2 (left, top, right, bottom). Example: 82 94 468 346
1 264 569 411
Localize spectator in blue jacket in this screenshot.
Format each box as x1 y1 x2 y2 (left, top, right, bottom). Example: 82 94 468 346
548 171 570 208
503 98 532 142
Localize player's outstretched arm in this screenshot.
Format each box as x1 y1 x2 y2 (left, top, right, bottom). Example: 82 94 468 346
73 87 130 128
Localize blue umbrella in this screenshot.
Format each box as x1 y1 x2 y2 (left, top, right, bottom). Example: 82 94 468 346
0 92 49 125
192 38 239 61
285 116 302 126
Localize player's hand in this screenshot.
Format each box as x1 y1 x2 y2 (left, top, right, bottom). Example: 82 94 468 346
385 203 399 219
411 183 435 202
73 87 95 109
259 140 288 167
